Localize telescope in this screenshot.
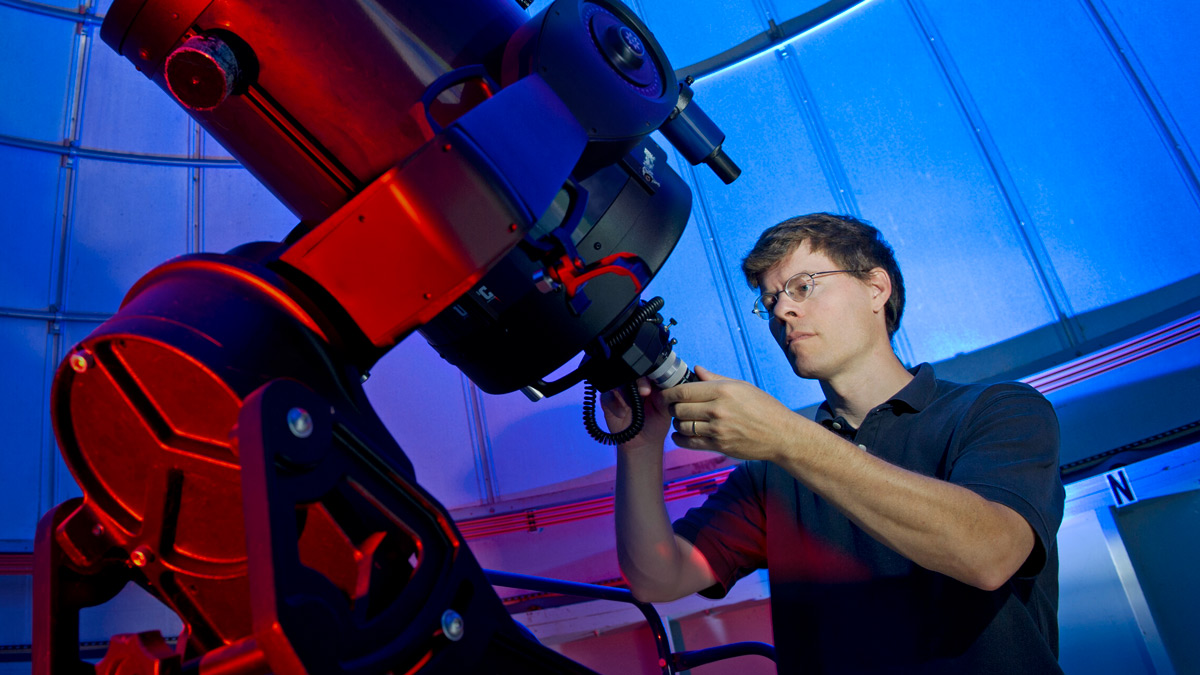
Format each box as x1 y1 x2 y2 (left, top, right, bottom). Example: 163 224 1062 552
34 0 739 672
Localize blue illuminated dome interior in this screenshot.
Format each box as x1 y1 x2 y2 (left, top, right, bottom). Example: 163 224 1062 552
2 0 1198 671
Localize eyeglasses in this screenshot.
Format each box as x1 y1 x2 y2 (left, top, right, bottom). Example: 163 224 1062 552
751 270 861 319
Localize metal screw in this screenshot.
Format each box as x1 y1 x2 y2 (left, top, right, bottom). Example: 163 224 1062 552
287 408 313 438
68 350 94 373
130 546 154 567
441 609 464 641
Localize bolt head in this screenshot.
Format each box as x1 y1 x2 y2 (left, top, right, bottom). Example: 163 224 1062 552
130 547 153 567
68 350 94 373
287 407 313 438
441 609 465 641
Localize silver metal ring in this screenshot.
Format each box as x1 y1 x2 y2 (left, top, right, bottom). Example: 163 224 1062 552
691 420 697 436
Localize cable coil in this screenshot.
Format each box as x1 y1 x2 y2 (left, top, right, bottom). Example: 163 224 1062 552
604 296 664 349
583 380 644 445
581 297 665 444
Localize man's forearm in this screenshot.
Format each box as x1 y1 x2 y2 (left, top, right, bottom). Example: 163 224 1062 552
614 447 713 602
615 447 678 599
773 428 1034 591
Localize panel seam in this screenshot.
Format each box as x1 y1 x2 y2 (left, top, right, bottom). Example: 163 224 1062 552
904 0 1084 352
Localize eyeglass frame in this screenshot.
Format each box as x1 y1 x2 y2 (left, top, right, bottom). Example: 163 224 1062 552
751 269 865 319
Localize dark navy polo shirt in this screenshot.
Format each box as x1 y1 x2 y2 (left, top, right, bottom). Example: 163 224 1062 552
674 364 1065 673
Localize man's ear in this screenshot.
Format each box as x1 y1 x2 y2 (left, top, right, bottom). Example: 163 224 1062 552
867 268 891 313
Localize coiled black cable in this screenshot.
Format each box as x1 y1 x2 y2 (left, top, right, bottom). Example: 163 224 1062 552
604 296 664 349
581 297 666 444
583 379 644 445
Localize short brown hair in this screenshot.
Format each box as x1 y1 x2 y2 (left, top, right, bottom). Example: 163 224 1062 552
741 213 905 337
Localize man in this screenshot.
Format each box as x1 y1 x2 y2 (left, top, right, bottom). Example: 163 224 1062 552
603 213 1065 673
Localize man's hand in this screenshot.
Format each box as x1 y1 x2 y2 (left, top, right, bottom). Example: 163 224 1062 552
661 365 803 462
600 378 673 453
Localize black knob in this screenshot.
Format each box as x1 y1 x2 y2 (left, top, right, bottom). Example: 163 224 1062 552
603 25 645 71
164 34 241 111
589 10 656 88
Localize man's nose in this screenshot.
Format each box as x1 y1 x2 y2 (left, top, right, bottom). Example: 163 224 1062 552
773 293 805 320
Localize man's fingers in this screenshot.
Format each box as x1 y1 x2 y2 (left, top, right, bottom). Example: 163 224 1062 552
671 430 718 452
661 381 705 405
662 367 733 405
694 365 730 381
636 377 655 397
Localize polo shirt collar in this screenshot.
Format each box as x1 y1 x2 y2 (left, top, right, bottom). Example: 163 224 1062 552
813 362 937 425
891 362 937 413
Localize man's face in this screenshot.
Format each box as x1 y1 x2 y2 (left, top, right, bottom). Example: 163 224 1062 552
758 242 887 381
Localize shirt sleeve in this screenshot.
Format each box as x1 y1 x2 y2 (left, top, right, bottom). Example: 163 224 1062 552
673 461 769 598
947 382 1065 577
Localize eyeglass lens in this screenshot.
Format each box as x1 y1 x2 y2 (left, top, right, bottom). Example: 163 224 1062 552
755 273 814 316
